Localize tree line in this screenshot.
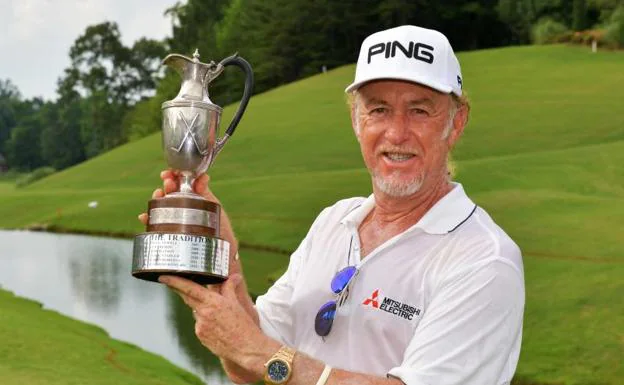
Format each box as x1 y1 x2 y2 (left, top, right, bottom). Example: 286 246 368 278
1 0 622 174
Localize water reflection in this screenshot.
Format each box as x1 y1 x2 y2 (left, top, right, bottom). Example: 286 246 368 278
0 230 232 384
68 242 123 314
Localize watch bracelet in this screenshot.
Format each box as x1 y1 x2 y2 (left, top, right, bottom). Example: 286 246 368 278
274 346 296 362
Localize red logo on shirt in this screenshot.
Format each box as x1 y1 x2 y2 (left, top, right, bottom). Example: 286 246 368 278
362 289 380 308
362 290 422 320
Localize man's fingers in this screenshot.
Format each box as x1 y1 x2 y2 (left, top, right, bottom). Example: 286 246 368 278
205 283 223 294
220 274 242 301
175 290 203 309
152 188 165 199
138 213 148 225
164 178 178 194
160 275 212 302
160 170 180 195
193 174 210 194
194 174 219 202
160 169 179 180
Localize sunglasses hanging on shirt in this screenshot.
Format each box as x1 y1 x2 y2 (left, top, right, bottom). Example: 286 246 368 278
314 235 359 337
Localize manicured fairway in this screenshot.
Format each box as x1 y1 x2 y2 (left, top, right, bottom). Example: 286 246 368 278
0 45 623 384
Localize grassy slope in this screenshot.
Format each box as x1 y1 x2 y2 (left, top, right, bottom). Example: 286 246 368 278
0 45 623 384
0 290 203 385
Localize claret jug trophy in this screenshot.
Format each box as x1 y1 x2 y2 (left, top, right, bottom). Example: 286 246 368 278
132 49 254 285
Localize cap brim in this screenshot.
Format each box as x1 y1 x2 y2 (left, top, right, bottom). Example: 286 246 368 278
345 74 455 95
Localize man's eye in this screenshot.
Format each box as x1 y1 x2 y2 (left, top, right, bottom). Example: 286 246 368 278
371 107 387 115
411 108 429 115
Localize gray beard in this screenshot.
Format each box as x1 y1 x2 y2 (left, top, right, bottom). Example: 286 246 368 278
372 170 424 197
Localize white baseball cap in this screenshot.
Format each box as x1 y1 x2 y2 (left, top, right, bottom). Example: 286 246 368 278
345 25 463 96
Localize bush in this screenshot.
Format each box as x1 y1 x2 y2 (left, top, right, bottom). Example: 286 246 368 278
0 169 24 182
559 29 606 46
603 6 624 48
15 167 56 188
531 18 570 44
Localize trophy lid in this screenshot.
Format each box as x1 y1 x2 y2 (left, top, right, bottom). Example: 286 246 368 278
162 49 222 106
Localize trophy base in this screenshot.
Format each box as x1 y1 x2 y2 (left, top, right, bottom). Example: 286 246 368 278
132 270 227 286
132 232 230 285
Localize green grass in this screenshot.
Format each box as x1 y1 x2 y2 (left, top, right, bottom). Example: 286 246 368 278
0 181 17 194
1 44 623 384
515 256 624 385
0 290 203 385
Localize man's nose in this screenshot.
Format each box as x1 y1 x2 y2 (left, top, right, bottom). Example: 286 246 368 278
385 112 410 144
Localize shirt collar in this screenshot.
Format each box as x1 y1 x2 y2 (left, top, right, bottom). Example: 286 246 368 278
340 183 477 235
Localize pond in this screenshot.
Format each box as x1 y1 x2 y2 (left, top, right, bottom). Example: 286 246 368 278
0 230 232 384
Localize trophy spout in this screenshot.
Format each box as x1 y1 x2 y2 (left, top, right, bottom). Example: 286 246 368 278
163 49 222 105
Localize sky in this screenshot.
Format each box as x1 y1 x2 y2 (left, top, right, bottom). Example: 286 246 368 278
0 0 178 100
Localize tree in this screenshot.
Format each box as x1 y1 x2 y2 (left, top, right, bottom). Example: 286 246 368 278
5 99 45 171
40 101 85 170
588 0 624 22
58 21 167 158
497 0 584 42
573 0 588 30
129 38 169 99
214 0 374 97
121 95 163 141
0 79 20 99
165 0 226 56
0 79 21 157
67 21 167 104
79 91 125 158
498 0 538 42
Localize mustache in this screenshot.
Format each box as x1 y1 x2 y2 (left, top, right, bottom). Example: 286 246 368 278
375 145 420 156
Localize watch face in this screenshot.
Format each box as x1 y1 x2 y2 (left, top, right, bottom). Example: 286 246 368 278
267 360 290 383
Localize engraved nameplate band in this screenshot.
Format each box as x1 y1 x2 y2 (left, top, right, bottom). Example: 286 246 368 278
149 207 218 228
133 233 230 280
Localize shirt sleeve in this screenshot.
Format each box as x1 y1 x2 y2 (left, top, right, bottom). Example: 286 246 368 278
387 258 525 385
254 208 328 347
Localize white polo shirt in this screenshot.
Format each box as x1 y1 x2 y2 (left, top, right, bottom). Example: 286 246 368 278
255 183 525 385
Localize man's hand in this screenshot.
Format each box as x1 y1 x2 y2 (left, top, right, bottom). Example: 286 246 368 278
160 274 272 383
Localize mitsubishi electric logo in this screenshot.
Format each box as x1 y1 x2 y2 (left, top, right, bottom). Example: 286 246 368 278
362 289 421 321
362 289 380 308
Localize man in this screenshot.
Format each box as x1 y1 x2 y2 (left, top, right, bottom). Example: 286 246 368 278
143 25 525 385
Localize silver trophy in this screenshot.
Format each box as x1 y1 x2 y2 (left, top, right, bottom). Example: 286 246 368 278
132 49 254 285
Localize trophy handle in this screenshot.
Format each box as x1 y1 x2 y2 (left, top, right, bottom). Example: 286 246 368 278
212 53 254 157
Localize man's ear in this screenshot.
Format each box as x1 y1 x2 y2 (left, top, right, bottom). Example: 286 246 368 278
351 104 361 141
447 104 468 149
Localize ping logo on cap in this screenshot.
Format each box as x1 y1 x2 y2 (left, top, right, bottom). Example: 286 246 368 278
367 41 435 64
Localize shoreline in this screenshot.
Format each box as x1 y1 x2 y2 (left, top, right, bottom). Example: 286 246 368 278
9 223 293 255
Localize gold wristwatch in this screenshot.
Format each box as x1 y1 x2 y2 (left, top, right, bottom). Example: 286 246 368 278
264 345 296 384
